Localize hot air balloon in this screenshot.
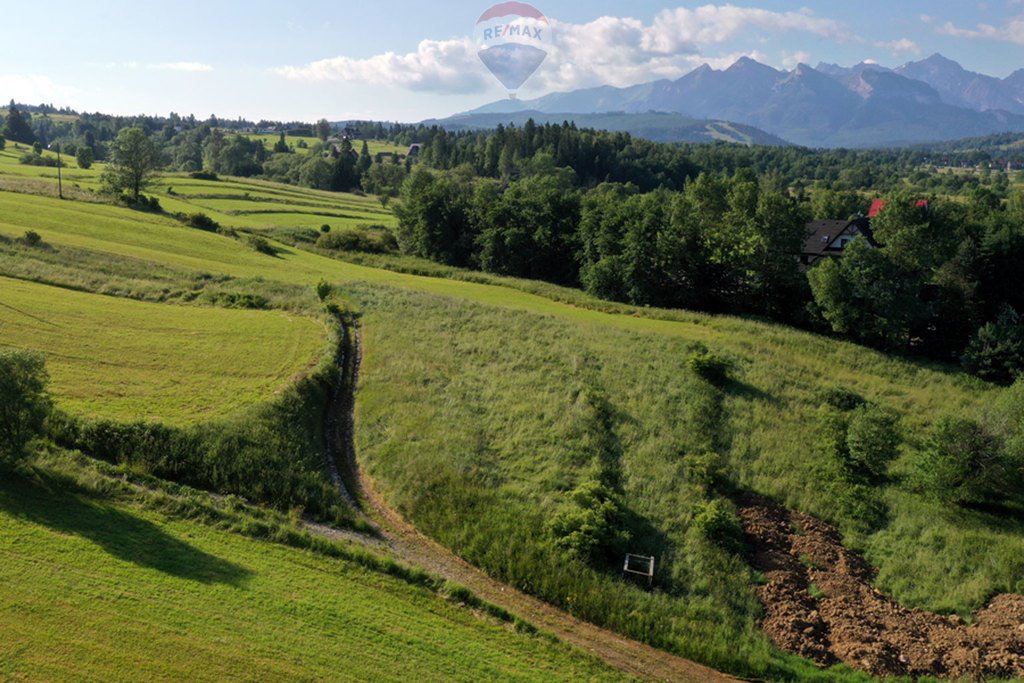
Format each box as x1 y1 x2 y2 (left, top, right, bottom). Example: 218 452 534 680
474 2 550 97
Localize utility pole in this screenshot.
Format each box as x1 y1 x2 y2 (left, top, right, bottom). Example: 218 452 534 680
49 143 63 199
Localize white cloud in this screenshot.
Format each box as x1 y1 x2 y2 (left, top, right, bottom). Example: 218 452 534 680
874 38 921 55
781 50 812 69
276 5 937 95
0 74 81 105
151 62 214 73
640 5 842 53
928 14 1024 44
273 38 489 94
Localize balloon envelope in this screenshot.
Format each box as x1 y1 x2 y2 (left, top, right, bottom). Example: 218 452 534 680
477 44 547 92
474 2 550 92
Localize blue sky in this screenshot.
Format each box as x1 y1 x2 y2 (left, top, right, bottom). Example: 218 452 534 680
2 1 1023 122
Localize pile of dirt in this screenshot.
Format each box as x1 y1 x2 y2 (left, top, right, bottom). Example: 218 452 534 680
739 496 1024 680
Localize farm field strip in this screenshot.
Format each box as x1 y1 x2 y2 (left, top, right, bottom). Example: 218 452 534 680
0 469 625 683
0 275 326 423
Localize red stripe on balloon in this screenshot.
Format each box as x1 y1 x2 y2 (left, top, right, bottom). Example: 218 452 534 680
477 2 548 24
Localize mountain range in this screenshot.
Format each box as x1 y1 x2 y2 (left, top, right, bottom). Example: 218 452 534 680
452 54 1024 148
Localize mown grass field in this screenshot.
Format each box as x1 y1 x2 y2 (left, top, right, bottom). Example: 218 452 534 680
0 454 625 683
0 142 397 232
245 133 408 158
0 275 325 423
1 151 1020 679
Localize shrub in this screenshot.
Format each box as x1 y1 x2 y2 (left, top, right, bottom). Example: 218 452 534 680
185 212 220 232
962 306 1024 385
316 227 398 254
19 152 57 167
189 171 219 181
19 230 43 248
691 498 744 553
909 416 1008 505
547 479 631 565
687 348 733 384
246 235 276 256
683 451 726 493
321 224 331 233
0 350 52 466
75 146 94 170
819 386 866 412
845 406 900 482
199 291 270 310
120 194 162 212
316 280 332 302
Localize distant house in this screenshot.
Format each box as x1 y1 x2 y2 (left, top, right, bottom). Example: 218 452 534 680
375 151 407 164
407 144 422 158
801 216 878 268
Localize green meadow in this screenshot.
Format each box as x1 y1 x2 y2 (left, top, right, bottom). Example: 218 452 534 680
0 148 1020 680
0 276 325 423
0 452 626 683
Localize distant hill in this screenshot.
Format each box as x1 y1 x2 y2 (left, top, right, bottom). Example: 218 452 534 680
460 55 1024 148
423 110 790 146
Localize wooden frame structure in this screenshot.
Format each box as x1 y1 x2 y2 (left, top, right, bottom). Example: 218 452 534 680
623 553 655 585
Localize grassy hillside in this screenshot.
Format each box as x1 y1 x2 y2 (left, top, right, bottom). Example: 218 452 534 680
0 142 397 232
1 156 1020 679
0 276 324 423
0 452 625 682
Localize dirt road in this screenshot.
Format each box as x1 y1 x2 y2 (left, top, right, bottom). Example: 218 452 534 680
325 321 737 683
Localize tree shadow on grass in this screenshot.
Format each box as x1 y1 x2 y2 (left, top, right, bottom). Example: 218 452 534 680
0 471 252 588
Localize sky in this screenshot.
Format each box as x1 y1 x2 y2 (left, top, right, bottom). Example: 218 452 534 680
2 1 1024 122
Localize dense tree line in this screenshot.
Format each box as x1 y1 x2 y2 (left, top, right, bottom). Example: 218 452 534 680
396 166 808 317
396 156 1024 383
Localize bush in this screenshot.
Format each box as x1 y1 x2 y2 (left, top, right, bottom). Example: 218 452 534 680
321 224 331 234
316 280 332 302
199 291 270 310
315 227 398 254
845 406 900 482
909 416 1009 505
547 479 630 565
819 386 866 412
19 152 58 167
245 235 277 256
0 350 52 466
687 349 733 384
75 146 94 170
19 230 44 248
189 171 219 181
120 194 162 212
185 212 221 232
962 306 1024 385
683 451 726 493
691 498 744 553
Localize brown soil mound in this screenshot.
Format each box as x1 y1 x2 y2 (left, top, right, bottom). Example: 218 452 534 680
739 496 1024 680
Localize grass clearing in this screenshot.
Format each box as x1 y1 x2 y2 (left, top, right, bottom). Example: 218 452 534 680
0 275 325 423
